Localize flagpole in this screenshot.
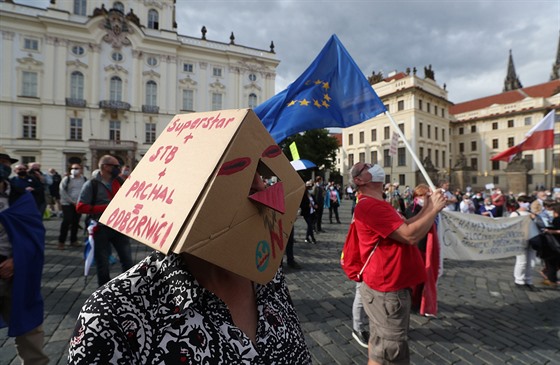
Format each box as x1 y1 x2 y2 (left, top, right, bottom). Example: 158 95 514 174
384 111 436 190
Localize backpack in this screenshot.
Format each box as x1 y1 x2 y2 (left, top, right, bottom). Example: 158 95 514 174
340 220 379 282
61 175 87 191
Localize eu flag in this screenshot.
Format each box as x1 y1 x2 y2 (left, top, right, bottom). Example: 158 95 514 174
255 34 387 143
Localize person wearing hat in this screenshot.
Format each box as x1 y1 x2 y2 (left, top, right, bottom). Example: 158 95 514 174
0 150 49 364
350 162 446 365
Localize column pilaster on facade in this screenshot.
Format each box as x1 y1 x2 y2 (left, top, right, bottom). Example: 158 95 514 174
131 49 142 111
89 43 101 105
165 54 177 114
53 38 68 104
43 36 57 104
1 31 15 100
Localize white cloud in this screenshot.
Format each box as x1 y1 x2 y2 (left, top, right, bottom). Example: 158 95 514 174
15 0 560 103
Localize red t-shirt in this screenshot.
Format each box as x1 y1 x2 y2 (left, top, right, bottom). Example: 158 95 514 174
354 196 426 292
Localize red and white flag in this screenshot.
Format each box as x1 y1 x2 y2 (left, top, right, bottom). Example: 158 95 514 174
490 110 556 162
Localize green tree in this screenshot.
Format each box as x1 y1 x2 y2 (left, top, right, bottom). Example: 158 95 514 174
280 129 339 181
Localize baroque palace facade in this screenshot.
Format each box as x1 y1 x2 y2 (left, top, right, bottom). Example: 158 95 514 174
0 0 278 174
341 49 560 194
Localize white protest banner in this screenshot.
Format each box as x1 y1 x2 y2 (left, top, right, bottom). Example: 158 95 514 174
438 211 540 260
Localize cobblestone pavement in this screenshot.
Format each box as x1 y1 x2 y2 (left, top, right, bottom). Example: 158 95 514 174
1 200 559 364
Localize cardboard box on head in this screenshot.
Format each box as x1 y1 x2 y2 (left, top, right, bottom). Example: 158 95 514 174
99 109 305 284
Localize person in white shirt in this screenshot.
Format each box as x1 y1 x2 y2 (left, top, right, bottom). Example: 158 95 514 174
439 180 457 212
511 196 537 291
459 194 475 214
58 164 87 249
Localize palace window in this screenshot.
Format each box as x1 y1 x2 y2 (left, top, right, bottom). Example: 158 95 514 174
211 93 222 111
148 9 159 29
371 150 378 164
70 71 84 99
147 56 158 67
248 93 257 109
24 38 39 51
397 147 406 166
23 115 37 139
109 120 121 141
182 89 194 111
73 0 86 15
22 71 38 97
145 123 156 144
145 81 157 106
110 76 122 101
69 118 83 140
383 149 391 167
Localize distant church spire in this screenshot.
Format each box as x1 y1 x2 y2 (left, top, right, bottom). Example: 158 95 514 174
503 49 522 92
551 31 560 80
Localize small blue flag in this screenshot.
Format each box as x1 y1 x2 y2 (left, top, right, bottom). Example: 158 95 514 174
255 34 387 143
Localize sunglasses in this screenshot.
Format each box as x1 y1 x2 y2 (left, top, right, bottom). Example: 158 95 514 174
354 164 371 177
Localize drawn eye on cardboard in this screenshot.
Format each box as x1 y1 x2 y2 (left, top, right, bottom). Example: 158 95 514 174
99 109 305 284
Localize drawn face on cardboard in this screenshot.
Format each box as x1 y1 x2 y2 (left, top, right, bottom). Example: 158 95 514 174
100 109 305 284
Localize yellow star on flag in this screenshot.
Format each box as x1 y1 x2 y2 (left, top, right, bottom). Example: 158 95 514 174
323 94 331 102
322 100 330 108
322 82 330 90
287 100 296 106
313 100 322 108
314 79 322 85
300 99 310 106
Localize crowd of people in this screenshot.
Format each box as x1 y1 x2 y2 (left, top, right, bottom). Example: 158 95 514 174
0 151 137 364
1 143 559 364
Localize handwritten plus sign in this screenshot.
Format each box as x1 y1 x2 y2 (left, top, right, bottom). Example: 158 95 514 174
158 168 166 180
183 133 193 144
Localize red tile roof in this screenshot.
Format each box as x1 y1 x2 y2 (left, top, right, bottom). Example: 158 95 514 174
330 133 342 147
384 72 408 82
450 79 560 115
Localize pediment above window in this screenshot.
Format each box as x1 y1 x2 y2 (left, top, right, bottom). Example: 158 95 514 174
16 56 43 67
67 59 88 69
179 76 198 86
142 70 161 78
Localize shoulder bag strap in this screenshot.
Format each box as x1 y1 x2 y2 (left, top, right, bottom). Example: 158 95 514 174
358 239 380 280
